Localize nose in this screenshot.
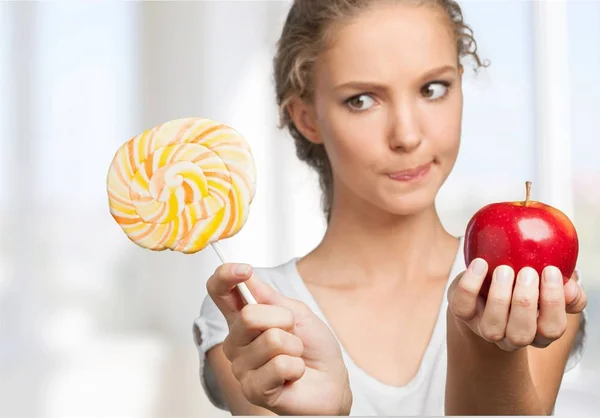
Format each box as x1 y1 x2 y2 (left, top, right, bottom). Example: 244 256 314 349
388 102 423 152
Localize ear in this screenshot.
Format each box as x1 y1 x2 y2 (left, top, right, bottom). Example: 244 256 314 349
286 96 322 144
458 64 464 77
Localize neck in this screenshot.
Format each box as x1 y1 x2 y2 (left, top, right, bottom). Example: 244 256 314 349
302 198 459 288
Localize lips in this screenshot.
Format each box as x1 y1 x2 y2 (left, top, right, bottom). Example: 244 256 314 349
387 161 432 181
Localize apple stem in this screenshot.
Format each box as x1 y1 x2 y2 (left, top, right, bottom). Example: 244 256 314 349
525 181 531 206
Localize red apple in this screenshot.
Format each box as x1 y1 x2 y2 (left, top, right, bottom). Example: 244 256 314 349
464 181 579 298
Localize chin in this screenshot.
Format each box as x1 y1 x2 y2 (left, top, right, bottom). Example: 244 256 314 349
379 186 438 217
383 201 434 217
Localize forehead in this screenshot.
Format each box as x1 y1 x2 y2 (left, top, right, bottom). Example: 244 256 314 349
317 3 458 84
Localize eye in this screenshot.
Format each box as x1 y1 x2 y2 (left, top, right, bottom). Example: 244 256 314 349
345 94 376 111
421 82 450 101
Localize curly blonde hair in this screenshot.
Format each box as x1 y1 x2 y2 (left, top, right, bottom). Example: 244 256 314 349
273 0 488 221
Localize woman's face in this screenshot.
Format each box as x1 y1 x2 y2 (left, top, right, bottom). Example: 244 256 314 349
295 3 464 217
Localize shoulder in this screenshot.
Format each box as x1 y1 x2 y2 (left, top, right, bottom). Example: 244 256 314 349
252 258 302 293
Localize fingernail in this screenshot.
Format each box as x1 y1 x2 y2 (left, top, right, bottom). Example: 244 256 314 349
495 265 512 284
471 258 487 276
234 263 251 277
545 266 562 285
519 267 536 286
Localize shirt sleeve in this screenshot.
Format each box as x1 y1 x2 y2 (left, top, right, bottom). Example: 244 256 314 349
192 293 230 411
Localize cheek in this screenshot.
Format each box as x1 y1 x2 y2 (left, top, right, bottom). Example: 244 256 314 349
322 123 369 172
424 96 462 158
316 101 383 170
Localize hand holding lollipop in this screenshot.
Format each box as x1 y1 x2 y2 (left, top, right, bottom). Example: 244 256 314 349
106 117 352 415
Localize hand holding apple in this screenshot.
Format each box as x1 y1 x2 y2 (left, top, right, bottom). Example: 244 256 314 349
463 181 579 298
447 259 587 351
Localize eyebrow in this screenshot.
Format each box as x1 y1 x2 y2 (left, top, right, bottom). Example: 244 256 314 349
333 64 458 92
421 64 457 80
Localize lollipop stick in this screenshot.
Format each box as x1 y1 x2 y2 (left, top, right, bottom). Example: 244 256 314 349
210 242 257 305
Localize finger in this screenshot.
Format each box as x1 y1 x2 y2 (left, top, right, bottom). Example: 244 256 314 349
241 355 306 408
228 304 296 349
535 266 567 346
564 277 588 314
448 258 488 322
478 265 514 343
505 267 539 348
231 328 304 379
206 263 254 325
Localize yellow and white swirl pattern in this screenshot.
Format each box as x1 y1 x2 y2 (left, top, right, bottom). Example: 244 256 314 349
107 117 256 253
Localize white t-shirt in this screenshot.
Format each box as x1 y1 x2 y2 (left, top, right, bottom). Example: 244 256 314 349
193 237 588 416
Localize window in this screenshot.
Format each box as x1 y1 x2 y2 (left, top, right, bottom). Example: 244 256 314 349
0 2 596 417
437 1 537 235
567 0 600 376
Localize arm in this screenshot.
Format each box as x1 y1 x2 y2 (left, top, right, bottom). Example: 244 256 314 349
445 310 581 415
528 312 582 411
206 344 276 416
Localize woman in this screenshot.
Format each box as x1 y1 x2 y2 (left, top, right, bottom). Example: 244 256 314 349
193 0 588 415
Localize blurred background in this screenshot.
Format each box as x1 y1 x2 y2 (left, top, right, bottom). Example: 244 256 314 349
0 0 598 417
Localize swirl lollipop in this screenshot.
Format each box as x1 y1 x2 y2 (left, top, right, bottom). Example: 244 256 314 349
107 117 257 304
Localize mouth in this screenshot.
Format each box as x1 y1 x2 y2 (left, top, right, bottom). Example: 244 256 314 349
387 161 433 182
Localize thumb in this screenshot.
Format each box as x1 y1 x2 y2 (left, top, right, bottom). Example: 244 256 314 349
246 275 312 319
564 276 587 314
206 263 255 326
